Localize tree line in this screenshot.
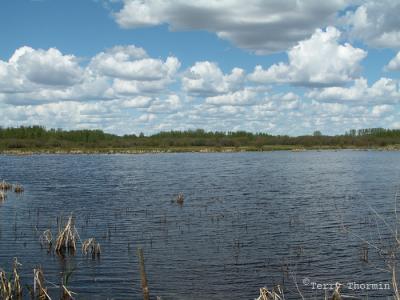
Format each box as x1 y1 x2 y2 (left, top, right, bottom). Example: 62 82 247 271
1 126 400 150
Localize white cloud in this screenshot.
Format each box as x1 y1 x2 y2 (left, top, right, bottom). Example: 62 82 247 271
343 0 400 49
90 45 180 81
248 27 367 87
307 77 400 104
10 46 84 86
0 45 180 106
113 0 349 54
182 61 245 96
371 104 394 117
385 51 400 71
205 88 258 106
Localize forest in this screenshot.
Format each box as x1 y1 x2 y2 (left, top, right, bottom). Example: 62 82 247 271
0 126 400 152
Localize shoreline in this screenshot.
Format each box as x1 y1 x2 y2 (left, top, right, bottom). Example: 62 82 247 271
1 145 400 155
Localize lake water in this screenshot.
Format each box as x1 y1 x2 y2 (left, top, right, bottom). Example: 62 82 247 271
1 151 400 299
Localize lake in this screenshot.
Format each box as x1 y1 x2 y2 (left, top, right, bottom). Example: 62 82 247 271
1 151 400 299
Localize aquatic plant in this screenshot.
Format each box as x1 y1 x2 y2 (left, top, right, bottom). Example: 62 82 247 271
39 229 53 250
82 238 101 258
176 193 184 205
55 216 79 255
256 286 284 300
14 184 24 193
33 267 51 300
0 180 12 191
0 191 6 201
0 258 22 300
0 269 12 300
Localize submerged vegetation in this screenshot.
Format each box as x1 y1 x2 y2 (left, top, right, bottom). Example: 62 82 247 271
1 126 400 153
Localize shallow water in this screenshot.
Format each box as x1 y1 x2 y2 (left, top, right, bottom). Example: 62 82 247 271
1 151 400 299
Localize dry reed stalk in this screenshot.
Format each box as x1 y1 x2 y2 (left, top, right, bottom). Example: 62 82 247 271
14 184 24 193
0 191 6 202
256 286 284 300
55 216 79 255
13 258 22 299
176 193 184 205
39 229 53 250
137 247 150 300
0 269 12 300
0 180 12 191
33 267 51 300
61 285 75 300
82 238 101 258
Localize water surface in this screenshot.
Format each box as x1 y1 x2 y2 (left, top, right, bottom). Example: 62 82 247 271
0 151 399 299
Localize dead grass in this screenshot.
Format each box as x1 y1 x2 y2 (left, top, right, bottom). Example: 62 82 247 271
0 258 22 300
33 267 51 300
176 193 184 205
0 180 12 191
14 184 24 193
40 229 53 250
55 216 79 255
0 191 6 202
82 238 101 258
256 286 284 300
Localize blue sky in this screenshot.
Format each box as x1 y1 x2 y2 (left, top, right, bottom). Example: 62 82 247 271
0 0 400 135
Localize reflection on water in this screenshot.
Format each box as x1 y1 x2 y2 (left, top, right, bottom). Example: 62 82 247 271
0 151 400 299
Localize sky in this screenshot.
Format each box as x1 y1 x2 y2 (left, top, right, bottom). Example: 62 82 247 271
0 0 400 135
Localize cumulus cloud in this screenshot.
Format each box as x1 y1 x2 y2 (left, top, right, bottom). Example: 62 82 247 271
343 0 400 49
205 88 258 106
248 27 367 87
385 52 400 71
307 77 400 104
90 45 180 81
10 46 83 86
113 0 349 54
0 45 180 106
182 61 245 96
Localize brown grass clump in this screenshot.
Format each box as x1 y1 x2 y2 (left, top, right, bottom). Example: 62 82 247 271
0 191 6 202
0 269 12 300
256 286 284 300
33 267 51 300
82 238 101 258
176 193 184 205
13 258 22 299
39 230 53 250
55 216 79 255
14 184 24 193
0 180 12 191
0 258 22 300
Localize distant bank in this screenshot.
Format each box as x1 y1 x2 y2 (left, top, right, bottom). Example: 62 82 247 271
1 126 400 154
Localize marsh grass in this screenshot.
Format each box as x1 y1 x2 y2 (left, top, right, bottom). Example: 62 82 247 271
33 267 51 300
14 184 24 193
0 258 22 300
0 191 6 202
40 229 53 250
176 193 184 205
256 286 284 300
0 180 12 191
82 238 101 258
55 216 79 255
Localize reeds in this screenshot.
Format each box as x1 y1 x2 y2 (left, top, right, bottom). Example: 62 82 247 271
40 229 53 250
13 258 22 299
33 267 51 300
0 258 22 300
176 193 184 205
0 191 6 202
256 286 284 300
14 184 24 193
55 216 79 255
0 180 12 191
82 238 101 258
